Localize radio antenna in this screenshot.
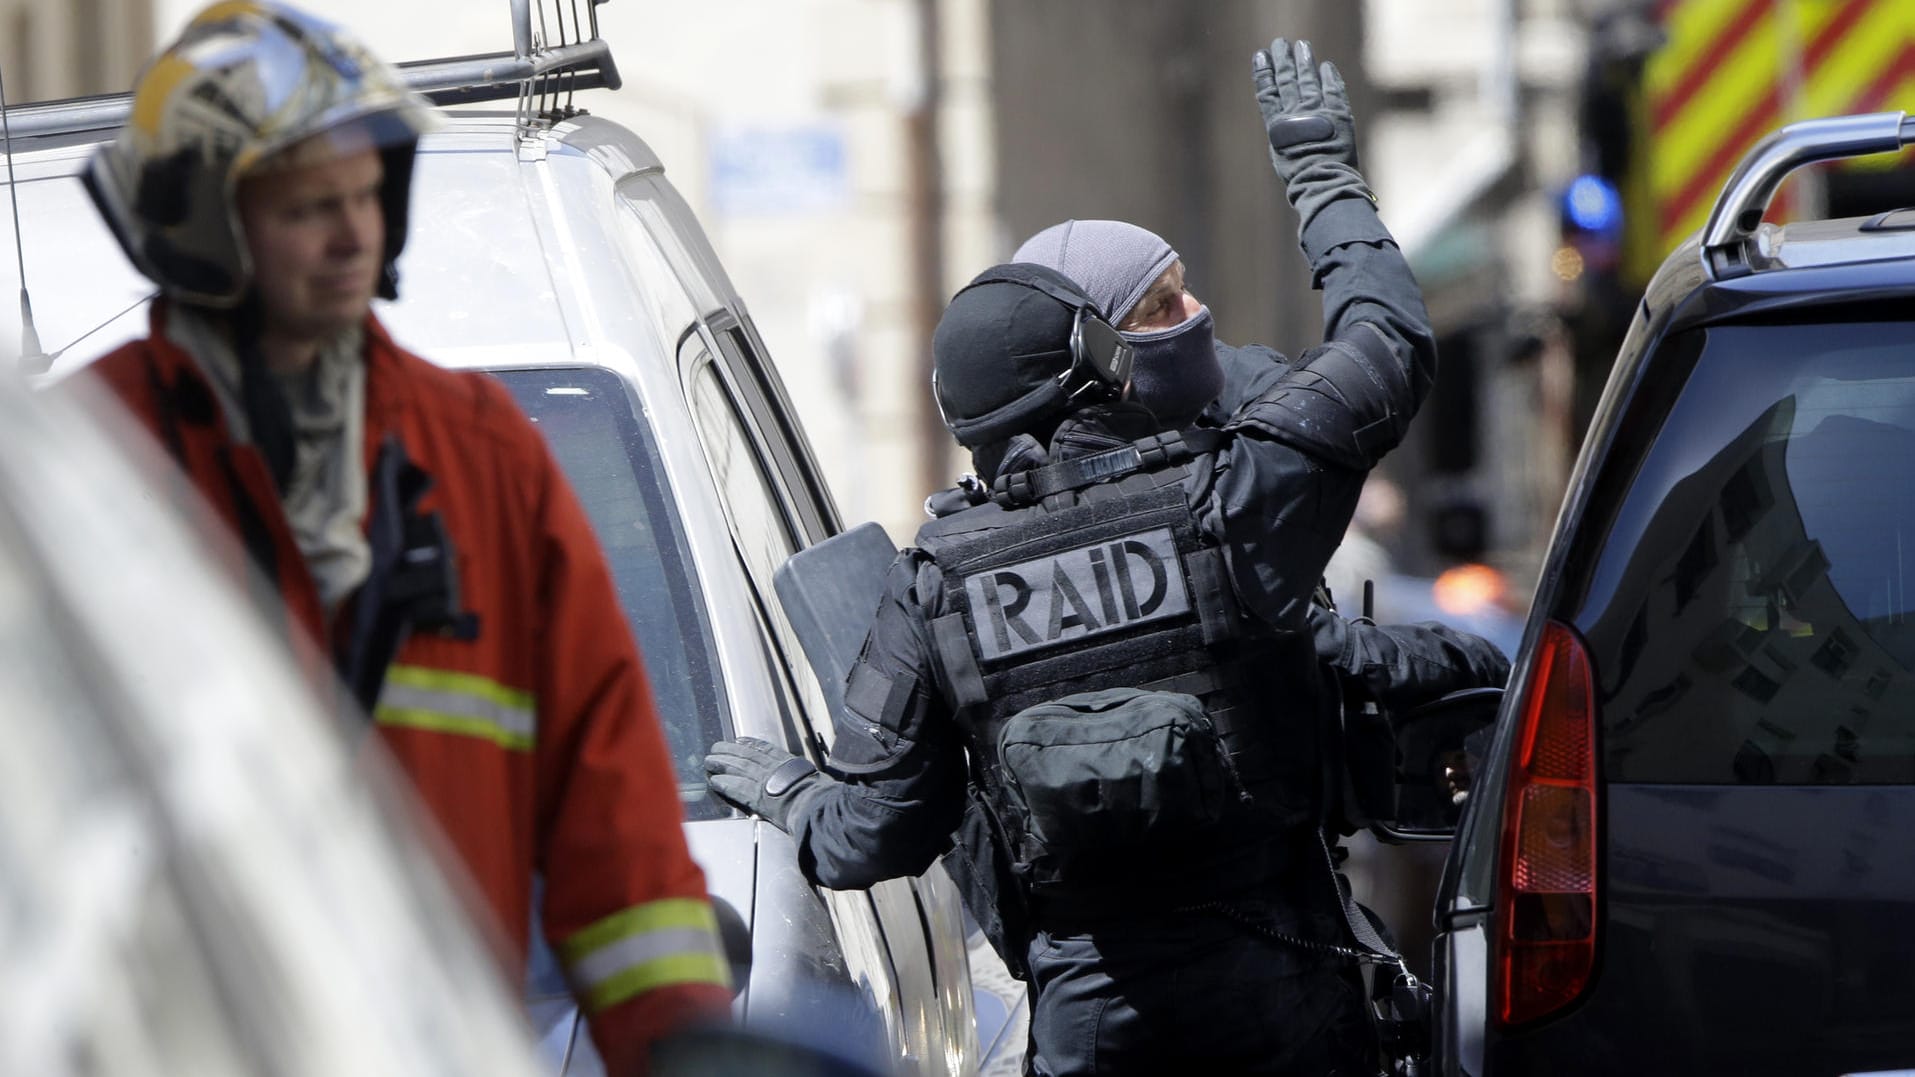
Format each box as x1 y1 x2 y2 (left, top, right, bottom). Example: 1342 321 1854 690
0 61 48 374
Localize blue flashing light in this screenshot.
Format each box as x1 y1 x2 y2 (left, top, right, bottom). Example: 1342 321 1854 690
1564 174 1623 234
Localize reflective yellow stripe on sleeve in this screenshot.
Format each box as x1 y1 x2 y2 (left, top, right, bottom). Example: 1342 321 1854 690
558 897 732 1013
373 665 536 752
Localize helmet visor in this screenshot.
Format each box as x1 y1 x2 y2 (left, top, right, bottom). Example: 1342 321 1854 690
240 107 431 176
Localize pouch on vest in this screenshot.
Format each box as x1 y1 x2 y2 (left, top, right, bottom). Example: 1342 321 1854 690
997 686 1234 880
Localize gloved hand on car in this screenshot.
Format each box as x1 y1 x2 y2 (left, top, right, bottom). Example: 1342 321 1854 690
1252 36 1376 233
704 737 827 833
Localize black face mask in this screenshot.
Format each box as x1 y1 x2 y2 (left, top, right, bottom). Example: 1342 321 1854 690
1121 306 1222 430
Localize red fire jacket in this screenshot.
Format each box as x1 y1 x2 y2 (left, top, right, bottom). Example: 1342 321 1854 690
86 306 731 1073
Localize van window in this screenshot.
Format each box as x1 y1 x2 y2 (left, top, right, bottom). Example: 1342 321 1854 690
684 349 834 757
1584 318 1915 784
494 367 730 815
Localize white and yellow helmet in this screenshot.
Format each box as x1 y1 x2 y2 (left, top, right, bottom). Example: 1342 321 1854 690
84 1 441 307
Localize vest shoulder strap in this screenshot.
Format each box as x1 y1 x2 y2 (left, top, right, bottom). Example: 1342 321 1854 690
992 428 1224 508
914 499 1013 560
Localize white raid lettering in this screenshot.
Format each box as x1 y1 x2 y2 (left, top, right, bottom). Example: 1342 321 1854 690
963 527 1191 661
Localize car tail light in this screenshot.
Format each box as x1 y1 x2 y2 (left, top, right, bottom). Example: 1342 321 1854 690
1493 619 1597 1027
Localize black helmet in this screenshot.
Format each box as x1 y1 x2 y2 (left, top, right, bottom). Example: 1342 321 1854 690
932 263 1134 448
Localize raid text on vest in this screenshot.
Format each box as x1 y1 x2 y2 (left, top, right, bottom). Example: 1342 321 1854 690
963 526 1191 662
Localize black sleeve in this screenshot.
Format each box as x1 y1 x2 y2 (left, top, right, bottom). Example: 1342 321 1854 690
788 553 970 890
1199 197 1439 628
1205 341 1290 417
1309 603 1511 711
1227 197 1438 472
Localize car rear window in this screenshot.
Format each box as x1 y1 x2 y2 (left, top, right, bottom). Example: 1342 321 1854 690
1582 316 1915 784
495 368 729 816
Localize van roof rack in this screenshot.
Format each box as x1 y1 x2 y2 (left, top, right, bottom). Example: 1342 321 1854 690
1702 110 1914 280
0 0 620 147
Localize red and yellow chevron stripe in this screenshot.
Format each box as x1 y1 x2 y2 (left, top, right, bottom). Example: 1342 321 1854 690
1645 0 1915 258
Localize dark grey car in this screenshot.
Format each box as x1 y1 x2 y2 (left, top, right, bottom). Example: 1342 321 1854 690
1434 112 1915 1076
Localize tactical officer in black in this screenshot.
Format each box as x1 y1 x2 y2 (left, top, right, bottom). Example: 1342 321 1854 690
964 169 1513 730
708 37 1439 1075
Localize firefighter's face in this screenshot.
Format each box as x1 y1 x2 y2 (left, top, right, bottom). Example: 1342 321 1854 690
237 147 385 354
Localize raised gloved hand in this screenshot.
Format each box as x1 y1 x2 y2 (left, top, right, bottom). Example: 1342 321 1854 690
704 737 827 833
1252 37 1375 232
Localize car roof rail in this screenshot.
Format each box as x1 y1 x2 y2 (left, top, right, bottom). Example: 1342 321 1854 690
0 0 621 148
1702 111 1913 281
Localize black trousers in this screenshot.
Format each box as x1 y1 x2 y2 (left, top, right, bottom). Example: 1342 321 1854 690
1023 899 1378 1077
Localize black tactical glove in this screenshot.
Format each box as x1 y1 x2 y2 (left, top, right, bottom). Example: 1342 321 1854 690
704 737 827 833
1252 37 1376 234
1309 604 1512 712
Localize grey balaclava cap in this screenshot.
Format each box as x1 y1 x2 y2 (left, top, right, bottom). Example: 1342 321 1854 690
1012 219 1178 324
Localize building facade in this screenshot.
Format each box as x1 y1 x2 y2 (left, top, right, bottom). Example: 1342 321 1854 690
0 0 152 104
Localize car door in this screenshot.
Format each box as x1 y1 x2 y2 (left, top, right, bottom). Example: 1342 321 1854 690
678 326 954 1066
1437 305 1915 1076
608 166 975 1076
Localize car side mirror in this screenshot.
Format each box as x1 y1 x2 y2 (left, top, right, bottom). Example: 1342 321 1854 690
1370 686 1503 844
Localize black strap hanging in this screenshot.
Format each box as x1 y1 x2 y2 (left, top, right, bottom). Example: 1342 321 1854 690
992 429 1223 507
338 435 477 715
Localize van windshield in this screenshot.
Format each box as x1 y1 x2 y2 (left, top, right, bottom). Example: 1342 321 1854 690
494 367 730 818
1582 316 1915 785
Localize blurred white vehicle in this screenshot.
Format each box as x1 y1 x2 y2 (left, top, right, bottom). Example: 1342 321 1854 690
0 372 545 1075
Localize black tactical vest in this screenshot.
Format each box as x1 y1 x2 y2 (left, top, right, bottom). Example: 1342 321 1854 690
916 432 1323 899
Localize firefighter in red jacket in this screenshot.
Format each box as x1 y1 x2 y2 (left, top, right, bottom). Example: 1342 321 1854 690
76 4 732 1070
